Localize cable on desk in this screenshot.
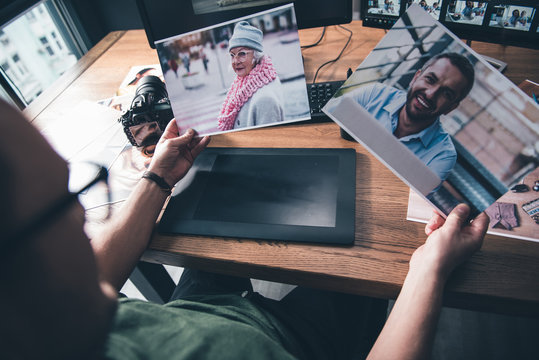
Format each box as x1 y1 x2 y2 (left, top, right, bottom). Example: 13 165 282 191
312 25 353 84
301 27 327 49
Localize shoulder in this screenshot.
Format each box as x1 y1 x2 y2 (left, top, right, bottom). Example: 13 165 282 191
258 78 281 93
354 82 382 95
250 80 282 105
425 134 456 181
428 127 457 167
349 82 403 109
437 135 457 159
351 82 400 100
106 296 299 360
430 122 456 151
236 80 284 127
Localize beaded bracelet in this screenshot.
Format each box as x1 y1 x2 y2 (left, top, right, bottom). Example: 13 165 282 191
142 171 172 194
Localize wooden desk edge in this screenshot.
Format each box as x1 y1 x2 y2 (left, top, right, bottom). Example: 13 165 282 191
141 247 402 298
142 247 539 318
24 31 126 122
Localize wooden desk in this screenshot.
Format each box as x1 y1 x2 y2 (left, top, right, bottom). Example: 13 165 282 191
27 23 539 316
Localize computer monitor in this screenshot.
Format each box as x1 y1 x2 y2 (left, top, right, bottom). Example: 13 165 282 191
137 0 353 49
360 0 539 49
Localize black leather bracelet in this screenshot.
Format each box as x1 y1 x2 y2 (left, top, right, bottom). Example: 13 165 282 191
142 171 172 194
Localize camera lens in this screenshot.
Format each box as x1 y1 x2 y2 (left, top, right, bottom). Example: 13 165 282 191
135 75 168 100
118 75 173 148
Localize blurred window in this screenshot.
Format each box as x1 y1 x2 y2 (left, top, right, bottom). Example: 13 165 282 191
0 1 84 108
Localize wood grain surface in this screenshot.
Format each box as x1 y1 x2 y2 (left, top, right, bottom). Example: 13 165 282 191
29 24 539 316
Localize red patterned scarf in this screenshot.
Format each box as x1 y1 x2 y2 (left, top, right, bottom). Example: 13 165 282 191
218 55 277 131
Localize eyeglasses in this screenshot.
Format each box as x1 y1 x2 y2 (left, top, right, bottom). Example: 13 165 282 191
229 50 253 61
2 162 111 252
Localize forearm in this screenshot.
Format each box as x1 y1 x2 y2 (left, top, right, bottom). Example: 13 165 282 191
367 266 444 360
91 178 170 290
368 205 487 359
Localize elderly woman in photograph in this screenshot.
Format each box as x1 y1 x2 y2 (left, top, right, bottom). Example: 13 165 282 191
218 21 284 131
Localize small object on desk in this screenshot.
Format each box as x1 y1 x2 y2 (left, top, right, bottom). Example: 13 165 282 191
517 80 539 101
480 55 507 73
485 202 519 230
533 180 539 192
522 198 539 224
511 184 529 193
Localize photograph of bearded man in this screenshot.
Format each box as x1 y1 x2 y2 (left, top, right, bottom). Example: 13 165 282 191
337 52 474 182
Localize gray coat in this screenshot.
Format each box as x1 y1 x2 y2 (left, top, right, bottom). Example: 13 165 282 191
234 78 284 129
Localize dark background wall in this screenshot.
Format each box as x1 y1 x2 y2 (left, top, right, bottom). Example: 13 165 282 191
69 0 144 46
1 0 144 47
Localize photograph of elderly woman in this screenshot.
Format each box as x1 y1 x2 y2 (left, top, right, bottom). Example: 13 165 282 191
155 4 310 136
324 4 539 218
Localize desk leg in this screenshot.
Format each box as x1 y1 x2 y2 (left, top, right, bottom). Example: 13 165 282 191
129 261 176 304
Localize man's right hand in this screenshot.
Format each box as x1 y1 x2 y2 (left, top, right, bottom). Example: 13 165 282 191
412 204 489 281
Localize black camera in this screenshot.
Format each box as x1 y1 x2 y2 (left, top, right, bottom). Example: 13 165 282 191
118 75 173 148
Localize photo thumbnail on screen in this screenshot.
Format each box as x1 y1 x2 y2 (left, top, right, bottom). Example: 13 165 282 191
489 4 535 31
406 0 442 20
366 0 402 16
446 1 487 25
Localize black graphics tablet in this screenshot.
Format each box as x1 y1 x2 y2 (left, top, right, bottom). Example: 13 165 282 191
158 147 356 245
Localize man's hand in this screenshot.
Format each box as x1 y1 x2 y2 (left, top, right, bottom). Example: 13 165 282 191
148 119 210 187
412 204 489 281
368 205 489 360
92 120 209 289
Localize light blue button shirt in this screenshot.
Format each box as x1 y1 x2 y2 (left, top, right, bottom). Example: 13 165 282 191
345 83 457 181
